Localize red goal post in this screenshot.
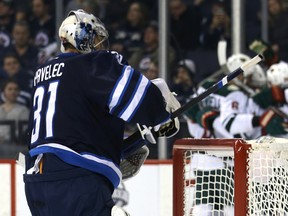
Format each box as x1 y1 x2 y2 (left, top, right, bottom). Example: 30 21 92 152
173 137 288 216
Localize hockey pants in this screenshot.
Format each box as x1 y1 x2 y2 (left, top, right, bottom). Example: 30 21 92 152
24 153 115 216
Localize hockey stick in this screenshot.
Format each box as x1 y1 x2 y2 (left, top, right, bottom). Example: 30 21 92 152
198 41 259 97
171 54 263 118
269 106 288 120
122 54 263 157
216 41 255 96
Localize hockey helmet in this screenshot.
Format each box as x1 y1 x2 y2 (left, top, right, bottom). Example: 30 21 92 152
226 53 266 89
267 61 288 87
58 9 109 54
244 64 266 89
226 53 251 72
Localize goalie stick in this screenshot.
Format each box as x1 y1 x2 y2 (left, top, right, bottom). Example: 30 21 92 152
199 41 255 96
199 41 256 97
122 54 264 158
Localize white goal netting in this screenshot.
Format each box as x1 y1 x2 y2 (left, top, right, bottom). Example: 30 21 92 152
247 136 288 215
174 136 288 216
183 148 235 215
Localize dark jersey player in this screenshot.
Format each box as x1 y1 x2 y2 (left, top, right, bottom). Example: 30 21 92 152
24 9 180 216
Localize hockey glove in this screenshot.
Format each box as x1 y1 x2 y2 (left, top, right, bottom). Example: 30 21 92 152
120 145 149 181
259 108 287 135
151 78 181 138
136 117 180 145
195 107 219 131
156 117 180 138
151 78 181 113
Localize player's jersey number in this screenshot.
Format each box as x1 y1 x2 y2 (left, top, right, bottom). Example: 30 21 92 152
31 82 59 144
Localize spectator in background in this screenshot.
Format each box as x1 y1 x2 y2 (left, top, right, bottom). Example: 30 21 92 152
110 1 149 59
143 60 159 80
169 0 202 56
129 21 176 75
200 1 231 50
0 53 33 107
0 79 29 144
137 0 158 20
268 0 288 62
170 59 196 105
245 0 261 46
13 0 30 20
30 0 58 64
192 0 214 18
1 20 39 71
93 0 132 32
0 0 15 51
65 0 98 15
30 0 55 49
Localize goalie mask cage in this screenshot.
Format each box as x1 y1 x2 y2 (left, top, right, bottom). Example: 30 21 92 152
173 137 288 216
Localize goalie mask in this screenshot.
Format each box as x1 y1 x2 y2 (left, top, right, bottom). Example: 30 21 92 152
267 61 288 87
58 9 109 54
226 53 266 89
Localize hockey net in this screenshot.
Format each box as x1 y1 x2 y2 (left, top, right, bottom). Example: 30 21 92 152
173 136 288 216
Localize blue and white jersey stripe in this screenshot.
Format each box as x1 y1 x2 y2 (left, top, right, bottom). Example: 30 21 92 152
108 65 133 113
108 65 151 122
29 143 122 188
119 75 150 121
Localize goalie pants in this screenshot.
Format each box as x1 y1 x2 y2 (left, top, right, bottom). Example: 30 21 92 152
24 153 115 216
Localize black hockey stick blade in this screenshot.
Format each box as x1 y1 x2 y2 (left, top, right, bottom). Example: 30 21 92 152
122 54 263 157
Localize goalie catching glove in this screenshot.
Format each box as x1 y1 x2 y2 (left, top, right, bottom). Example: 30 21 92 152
137 78 181 144
120 145 149 181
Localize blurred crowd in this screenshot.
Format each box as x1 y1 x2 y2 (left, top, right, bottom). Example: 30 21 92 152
1 0 288 158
